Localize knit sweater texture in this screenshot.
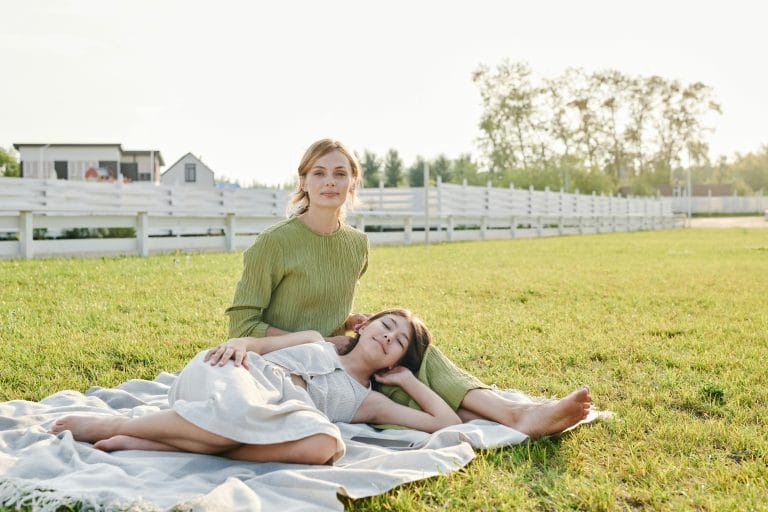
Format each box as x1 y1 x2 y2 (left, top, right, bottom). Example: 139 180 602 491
226 217 369 338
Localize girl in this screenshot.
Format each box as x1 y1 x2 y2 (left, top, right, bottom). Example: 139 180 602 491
51 309 461 465
225 138 592 439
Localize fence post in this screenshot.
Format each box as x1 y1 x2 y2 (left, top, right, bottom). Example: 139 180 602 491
593 192 600 233
404 216 413 244
510 216 517 239
527 185 534 216
436 175 443 236
136 211 149 257
356 213 365 233
536 216 543 237
19 211 33 259
480 215 488 240
225 213 236 251
424 162 430 244
446 214 454 242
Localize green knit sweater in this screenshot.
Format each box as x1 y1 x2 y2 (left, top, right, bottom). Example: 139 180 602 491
226 217 369 338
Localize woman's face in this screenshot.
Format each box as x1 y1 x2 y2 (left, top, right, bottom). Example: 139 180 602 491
302 150 353 211
358 314 411 369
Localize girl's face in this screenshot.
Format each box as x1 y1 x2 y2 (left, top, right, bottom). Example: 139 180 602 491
358 314 411 369
301 150 353 211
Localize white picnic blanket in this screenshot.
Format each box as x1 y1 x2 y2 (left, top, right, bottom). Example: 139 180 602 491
0 373 603 511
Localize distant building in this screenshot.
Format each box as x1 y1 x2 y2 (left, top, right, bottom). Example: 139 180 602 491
161 153 215 187
12 143 164 182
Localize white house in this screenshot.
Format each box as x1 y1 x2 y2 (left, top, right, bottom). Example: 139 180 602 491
12 143 164 182
161 153 215 187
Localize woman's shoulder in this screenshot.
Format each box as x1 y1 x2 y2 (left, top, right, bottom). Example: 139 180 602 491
245 217 303 252
339 223 369 245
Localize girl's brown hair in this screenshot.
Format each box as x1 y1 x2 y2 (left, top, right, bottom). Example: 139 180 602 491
287 138 361 217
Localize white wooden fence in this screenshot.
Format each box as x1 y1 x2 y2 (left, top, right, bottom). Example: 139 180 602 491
0 177 681 259
670 191 768 214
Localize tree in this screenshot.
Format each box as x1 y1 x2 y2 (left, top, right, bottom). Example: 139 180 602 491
450 153 481 184
360 150 382 188
407 156 426 187
473 61 545 175
0 147 20 177
383 149 404 187
473 61 721 195
431 154 452 183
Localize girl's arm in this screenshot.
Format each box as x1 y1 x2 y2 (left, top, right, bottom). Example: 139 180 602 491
352 367 461 432
204 330 324 369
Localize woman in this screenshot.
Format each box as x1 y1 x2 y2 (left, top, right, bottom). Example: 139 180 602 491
51 309 462 465
224 138 592 439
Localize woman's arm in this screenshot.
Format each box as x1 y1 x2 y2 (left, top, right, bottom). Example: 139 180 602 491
204 330 324 369
226 236 284 339
352 368 461 432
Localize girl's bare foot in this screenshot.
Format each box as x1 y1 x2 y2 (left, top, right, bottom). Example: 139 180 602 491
94 435 178 452
516 387 592 439
50 415 127 443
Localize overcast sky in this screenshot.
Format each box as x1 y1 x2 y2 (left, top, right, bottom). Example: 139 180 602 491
2 0 765 185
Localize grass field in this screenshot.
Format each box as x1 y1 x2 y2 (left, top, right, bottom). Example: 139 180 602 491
1 229 767 510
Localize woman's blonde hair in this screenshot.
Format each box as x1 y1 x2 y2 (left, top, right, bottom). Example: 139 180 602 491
287 139 361 217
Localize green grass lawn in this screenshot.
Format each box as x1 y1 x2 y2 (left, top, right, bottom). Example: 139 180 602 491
1 229 767 510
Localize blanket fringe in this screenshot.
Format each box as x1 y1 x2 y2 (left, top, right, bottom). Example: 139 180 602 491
0 479 88 512
0 479 161 512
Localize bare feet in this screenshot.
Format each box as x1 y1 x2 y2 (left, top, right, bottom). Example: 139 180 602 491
515 387 592 439
50 415 127 443
94 435 178 452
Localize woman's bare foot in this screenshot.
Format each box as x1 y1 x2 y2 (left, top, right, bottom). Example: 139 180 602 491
50 415 127 443
94 435 178 453
515 387 592 439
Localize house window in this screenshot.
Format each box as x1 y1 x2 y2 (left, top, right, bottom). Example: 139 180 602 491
120 163 138 182
54 161 69 180
185 163 196 182
98 161 118 179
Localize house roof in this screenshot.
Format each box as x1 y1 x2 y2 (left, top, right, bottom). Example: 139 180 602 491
12 143 164 166
162 152 214 177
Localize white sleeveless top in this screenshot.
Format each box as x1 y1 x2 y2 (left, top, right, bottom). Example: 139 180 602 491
262 341 371 423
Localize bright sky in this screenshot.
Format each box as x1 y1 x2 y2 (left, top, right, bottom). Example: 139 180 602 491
2 0 765 185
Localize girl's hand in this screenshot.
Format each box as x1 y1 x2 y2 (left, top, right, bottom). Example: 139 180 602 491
373 366 414 387
204 338 251 369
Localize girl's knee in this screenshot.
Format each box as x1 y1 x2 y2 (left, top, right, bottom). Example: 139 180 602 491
291 434 338 465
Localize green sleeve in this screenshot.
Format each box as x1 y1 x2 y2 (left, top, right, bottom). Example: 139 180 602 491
225 234 284 338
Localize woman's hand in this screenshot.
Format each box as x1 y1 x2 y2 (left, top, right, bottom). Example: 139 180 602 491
345 313 369 332
325 335 356 355
204 338 252 369
373 366 414 388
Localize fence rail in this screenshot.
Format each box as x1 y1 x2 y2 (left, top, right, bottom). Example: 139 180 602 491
0 177 682 259
670 192 768 214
